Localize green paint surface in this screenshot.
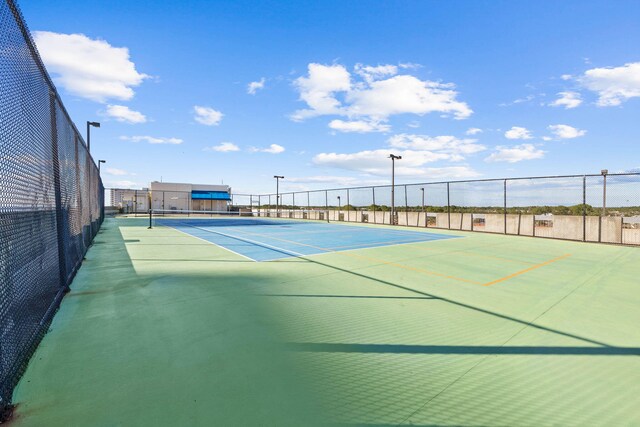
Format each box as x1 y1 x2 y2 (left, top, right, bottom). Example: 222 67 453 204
12 218 640 426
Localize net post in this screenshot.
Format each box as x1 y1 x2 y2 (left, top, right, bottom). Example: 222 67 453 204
148 209 152 229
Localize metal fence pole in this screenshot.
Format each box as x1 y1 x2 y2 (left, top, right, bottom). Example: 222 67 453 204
325 190 329 223
583 176 587 242
372 187 377 224
49 93 68 289
346 189 350 222
447 182 451 229
404 185 409 226
504 179 507 234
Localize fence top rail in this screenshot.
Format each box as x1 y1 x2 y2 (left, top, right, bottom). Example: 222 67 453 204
256 172 640 197
107 171 640 199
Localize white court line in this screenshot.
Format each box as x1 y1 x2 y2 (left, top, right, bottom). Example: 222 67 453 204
184 223 311 259
157 223 256 261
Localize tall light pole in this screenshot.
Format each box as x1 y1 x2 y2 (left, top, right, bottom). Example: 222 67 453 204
389 154 402 225
601 169 608 216
274 175 284 216
86 121 100 152
98 159 106 174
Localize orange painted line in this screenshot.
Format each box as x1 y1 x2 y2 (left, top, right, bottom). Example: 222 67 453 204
344 252 481 285
411 245 536 265
482 254 571 287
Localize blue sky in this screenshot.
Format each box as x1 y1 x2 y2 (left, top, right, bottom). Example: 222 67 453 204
20 0 640 194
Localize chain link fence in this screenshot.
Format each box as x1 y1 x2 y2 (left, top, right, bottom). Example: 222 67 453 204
0 0 104 417
251 173 640 246
114 173 640 247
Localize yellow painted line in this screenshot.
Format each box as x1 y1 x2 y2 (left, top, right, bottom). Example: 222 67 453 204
410 245 537 265
482 254 571 287
343 252 482 284
232 227 479 284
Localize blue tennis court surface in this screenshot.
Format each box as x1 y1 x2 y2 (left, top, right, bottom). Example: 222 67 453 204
156 218 460 261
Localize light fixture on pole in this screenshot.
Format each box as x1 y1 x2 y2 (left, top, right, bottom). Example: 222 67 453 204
274 175 284 216
86 121 100 152
98 159 106 173
389 154 402 225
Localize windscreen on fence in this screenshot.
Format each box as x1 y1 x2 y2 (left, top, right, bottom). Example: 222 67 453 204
0 0 104 416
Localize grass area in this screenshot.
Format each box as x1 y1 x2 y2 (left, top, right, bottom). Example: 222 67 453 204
11 217 640 426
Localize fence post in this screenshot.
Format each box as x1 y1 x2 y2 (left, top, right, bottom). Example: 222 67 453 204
447 182 451 229
583 176 587 242
346 189 350 222
49 93 68 289
504 179 507 234
325 190 329 222
370 187 375 224
404 185 409 226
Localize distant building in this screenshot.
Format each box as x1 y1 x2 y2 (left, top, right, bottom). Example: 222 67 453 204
110 188 149 213
149 181 231 211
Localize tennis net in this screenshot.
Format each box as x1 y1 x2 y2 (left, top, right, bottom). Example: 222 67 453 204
148 208 329 228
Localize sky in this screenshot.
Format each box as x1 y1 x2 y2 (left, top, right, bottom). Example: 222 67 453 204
19 0 640 194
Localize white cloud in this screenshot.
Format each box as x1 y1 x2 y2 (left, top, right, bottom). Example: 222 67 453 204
247 78 266 95
312 149 479 179
286 175 388 187
561 74 573 81
104 180 139 188
33 31 148 102
105 105 147 123
120 135 183 144
354 63 398 83
105 168 132 176
291 62 472 122
485 144 544 163
346 74 472 120
579 62 640 106
328 119 390 133
505 126 533 140
548 124 586 139
312 149 480 179
466 127 482 135
205 142 240 152
549 91 582 109
250 144 285 154
291 63 351 121
388 134 485 156
193 106 223 126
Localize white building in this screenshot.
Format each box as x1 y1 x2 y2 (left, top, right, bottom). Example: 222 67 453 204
149 181 231 211
110 188 149 213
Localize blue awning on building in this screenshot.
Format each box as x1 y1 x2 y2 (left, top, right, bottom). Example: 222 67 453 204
191 191 231 200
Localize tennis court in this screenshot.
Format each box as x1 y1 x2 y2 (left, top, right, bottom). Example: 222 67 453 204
11 216 640 426
154 215 459 261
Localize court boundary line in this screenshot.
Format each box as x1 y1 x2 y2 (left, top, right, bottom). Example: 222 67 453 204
229 227 476 284
155 224 256 261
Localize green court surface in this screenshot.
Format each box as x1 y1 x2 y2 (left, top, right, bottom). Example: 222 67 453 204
11 217 640 426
